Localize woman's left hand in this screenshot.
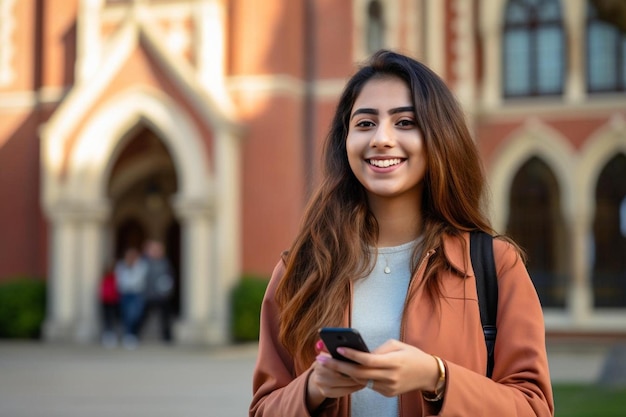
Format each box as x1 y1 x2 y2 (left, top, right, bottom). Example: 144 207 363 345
319 339 440 397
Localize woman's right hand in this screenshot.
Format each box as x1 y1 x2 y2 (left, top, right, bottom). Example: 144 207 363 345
306 341 368 411
307 353 367 410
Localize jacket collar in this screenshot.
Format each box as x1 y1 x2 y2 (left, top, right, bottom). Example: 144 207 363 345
441 232 472 277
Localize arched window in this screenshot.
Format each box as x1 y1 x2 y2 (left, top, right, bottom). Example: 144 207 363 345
502 0 565 97
592 153 626 308
506 157 567 308
587 1 626 93
366 0 384 54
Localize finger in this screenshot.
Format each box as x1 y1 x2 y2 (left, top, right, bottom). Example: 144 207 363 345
336 347 383 367
317 354 369 382
371 339 402 354
313 361 366 395
316 354 355 378
315 339 328 353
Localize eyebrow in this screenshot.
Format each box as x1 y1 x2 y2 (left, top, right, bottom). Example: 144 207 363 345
350 106 415 119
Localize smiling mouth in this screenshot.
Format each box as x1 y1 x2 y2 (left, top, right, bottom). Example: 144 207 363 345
368 158 403 168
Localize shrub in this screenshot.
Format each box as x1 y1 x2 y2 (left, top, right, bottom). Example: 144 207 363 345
231 275 269 342
0 277 46 339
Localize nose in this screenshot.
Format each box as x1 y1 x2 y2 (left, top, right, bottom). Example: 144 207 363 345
370 121 394 148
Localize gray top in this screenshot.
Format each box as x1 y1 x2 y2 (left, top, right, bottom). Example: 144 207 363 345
351 238 422 417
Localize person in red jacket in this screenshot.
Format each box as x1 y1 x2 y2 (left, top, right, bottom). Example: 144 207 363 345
250 50 554 417
99 261 120 348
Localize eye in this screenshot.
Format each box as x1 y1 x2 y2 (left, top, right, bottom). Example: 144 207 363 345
355 120 376 128
396 119 416 128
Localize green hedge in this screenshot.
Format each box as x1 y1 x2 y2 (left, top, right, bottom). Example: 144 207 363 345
231 275 269 342
0 277 46 339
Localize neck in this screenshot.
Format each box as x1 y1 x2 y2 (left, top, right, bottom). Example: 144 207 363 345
369 194 422 247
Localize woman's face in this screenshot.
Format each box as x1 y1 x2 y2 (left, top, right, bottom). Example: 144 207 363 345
346 76 427 204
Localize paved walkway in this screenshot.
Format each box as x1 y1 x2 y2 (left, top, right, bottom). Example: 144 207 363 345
0 341 257 417
0 339 613 417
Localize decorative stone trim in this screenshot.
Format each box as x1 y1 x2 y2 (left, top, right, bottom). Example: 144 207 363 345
0 0 16 86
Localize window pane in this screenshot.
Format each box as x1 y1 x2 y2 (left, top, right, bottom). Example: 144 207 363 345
367 23 384 53
588 24 618 90
366 0 384 54
537 27 563 93
538 0 561 21
504 30 531 95
506 1 530 23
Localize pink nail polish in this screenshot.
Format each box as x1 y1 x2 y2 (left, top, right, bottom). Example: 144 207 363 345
316 355 328 364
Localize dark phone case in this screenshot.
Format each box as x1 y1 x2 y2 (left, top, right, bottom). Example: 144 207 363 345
319 327 370 363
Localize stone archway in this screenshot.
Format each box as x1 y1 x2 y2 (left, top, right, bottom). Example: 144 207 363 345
107 125 181 322
43 87 241 345
489 119 576 233
108 126 179 257
579 117 626 314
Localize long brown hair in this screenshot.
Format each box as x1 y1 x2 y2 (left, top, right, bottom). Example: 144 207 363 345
275 50 494 368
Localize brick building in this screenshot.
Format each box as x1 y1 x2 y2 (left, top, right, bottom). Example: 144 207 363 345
0 0 624 345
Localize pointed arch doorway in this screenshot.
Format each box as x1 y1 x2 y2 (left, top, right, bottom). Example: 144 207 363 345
108 125 182 317
41 88 241 346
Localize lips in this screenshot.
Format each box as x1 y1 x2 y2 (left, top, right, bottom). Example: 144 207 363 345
368 158 404 168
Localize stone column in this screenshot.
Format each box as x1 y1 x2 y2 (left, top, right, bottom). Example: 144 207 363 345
43 203 110 342
424 0 445 76
451 0 476 108
43 212 80 340
563 0 586 103
74 205 109 343
212 129 242 344
479 0 504 109
450 0 476 134
173 195 225 345
570 205 593 326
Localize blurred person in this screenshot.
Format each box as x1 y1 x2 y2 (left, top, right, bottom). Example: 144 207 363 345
115 247 148 349
141 239 174 342
98 261 119 348
250 50 554 416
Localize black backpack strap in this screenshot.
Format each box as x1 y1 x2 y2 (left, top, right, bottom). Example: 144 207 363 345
469 231 498 379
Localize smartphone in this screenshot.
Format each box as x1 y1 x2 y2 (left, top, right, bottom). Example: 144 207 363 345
319 327 370 364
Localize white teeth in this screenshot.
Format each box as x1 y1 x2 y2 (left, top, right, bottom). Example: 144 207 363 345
369 158 402 168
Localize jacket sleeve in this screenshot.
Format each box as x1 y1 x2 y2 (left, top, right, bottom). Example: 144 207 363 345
250 260 335 417
433 239 555 417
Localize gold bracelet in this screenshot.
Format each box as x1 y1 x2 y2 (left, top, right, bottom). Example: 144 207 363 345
423 355 446 402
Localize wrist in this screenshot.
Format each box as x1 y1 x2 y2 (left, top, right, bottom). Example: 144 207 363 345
422 355 446 402
306 369 326 411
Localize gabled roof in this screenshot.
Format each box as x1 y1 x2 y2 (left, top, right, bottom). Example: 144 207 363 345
42 12 241 155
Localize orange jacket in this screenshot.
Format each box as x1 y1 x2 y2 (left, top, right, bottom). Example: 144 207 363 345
250 233 554 416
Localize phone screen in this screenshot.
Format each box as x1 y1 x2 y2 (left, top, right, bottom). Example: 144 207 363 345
319 327 370 363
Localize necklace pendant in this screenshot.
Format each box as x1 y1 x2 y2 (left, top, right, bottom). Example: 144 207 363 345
384 266 391 274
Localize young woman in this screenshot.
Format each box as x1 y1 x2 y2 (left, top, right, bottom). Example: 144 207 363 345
250 50 554 417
